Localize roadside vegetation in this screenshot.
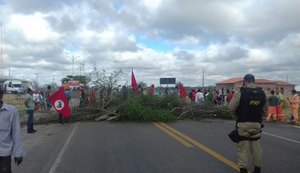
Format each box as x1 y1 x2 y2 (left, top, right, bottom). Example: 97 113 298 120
4 66 295 124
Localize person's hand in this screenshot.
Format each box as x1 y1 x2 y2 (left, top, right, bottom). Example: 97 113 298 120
14 157 23 165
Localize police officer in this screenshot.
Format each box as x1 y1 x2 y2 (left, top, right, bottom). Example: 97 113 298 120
228 74 267 173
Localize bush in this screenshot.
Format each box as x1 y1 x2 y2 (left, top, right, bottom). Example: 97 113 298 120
117 94 235 122
214 106 235 120
160 94 184 109
117 95 176 122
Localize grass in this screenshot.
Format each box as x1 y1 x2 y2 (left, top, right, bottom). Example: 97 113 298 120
3 94 27 117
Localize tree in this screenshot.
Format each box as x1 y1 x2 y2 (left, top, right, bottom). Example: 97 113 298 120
31 79 41 89
61 77 70 83
73 75 90 85
88 66 123 108
61 75 90 85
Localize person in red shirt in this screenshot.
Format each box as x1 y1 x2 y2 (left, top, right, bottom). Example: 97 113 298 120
149 84 155 95
227 90 235 103
189 88 196 101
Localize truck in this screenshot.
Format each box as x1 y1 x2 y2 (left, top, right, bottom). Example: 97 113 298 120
3 80 24 94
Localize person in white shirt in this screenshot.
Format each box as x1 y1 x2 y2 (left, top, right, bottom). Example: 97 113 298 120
195 89 204 103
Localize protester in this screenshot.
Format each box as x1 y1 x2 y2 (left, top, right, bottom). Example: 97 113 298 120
276 90 284 121
79 87 86 107
0 88 24 173
228 74 267 173
39 91 46 112
138 85 144 95
149 84 155 95
58 87 71 125
205 90 214 105
88 88 95 107
121 86 128 101
164 87 168 96
33 91 41 111
189 88 196 101
227 90 235 103
225 89 230 104
195 89 204 103
24 88 37 133
45 85 52 112
65 88 72 105
266 90 278 122
287 90 299 126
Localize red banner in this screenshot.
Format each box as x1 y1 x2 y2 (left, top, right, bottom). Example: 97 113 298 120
131 68 139 91
179 82 187 98
49 87 71 118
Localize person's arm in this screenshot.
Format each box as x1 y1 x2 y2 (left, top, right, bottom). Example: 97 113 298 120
12 108 24 165
228 91 241 112
286 97 292 105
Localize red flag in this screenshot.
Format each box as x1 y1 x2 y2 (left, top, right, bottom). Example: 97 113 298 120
49 87 71 118
131 68 139 91
179 82 187 98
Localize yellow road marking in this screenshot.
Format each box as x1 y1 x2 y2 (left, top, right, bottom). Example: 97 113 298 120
158 122 240 172
153 122 194 148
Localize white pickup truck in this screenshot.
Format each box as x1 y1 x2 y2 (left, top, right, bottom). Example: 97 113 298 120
3 80 25 94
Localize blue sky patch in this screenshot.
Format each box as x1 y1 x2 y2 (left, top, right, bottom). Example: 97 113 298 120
136 35 176 52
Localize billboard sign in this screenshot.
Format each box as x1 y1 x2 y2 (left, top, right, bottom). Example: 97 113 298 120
160 78 176 85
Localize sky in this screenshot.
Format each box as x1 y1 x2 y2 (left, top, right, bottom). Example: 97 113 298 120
0 0 300 88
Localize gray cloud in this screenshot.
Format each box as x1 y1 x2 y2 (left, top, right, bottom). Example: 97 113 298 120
1 0 300 87
6 0 73 14
173 50 195 61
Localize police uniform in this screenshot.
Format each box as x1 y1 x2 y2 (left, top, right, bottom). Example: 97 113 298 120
228 75 267 173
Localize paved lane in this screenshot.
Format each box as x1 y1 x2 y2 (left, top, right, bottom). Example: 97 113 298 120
54 122 233 173
12 120 300 173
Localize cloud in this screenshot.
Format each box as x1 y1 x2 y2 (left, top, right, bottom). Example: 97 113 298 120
6 0 71 14
10 13 60 42
1 0 300 87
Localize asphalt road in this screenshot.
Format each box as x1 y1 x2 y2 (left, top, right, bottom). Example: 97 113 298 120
12 120 300 173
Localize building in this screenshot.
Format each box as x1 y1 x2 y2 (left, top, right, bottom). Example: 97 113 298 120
216 77 295 96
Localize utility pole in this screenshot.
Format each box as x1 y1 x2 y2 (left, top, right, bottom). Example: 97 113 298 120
72 56 75 76
202 68 205 91
79 61 84 76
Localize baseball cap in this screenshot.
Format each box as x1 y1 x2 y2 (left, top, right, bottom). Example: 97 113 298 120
243 74 255 83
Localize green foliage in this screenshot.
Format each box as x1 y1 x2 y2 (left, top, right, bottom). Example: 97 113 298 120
61 75 89 85
61 77 70 83
73 75 90 85
118 95 178 122
160 94 184 109
214 106 235 120
282 100 290 109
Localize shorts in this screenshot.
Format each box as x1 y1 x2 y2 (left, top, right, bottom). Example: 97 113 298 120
268 106 276 114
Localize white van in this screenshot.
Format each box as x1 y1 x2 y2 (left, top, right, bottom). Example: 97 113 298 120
3 80 23 94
